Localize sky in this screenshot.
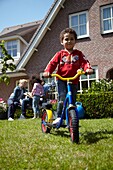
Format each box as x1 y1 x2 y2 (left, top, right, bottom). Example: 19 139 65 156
0 0 55 32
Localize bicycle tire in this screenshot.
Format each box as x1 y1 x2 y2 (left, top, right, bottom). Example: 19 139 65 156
41 109 51 133
69 109 79 143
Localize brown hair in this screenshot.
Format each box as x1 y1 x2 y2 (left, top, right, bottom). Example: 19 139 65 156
60 28 77 43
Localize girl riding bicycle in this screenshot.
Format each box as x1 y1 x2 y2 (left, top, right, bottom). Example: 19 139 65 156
43 28 93 122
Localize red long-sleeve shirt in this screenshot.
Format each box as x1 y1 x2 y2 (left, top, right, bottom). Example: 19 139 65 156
44 49 92 84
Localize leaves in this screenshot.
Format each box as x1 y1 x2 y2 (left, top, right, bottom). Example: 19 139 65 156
0 40 16 85
88 79 113 93
77 92 113 118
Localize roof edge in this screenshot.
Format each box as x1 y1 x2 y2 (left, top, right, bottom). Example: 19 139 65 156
16 0 66 69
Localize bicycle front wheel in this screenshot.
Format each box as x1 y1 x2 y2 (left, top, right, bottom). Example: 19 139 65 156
69 109 79 143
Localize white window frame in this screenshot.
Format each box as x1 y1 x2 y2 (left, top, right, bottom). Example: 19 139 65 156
6 40 20 59
0 47 4 59
78 66 99 93
101 4 113 34
69 11 89 39
0 39 20 59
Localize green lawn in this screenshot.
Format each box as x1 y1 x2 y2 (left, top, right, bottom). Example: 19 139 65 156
0 118 113 170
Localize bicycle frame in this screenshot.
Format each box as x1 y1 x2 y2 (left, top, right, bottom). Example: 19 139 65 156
51 69 85 128
55 81 76 128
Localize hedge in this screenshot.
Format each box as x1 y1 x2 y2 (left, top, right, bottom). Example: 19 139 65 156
76 92 113 119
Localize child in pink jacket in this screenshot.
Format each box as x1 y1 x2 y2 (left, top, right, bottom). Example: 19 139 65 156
31 78 44 119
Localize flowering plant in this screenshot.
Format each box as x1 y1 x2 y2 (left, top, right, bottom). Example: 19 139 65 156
0 98 7 113
49 99 57 111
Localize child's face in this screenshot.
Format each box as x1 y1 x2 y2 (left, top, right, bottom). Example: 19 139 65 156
61 33 76 51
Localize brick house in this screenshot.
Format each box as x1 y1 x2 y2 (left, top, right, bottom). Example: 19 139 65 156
0 0 113 101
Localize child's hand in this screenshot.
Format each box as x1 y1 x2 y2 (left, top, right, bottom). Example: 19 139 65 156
77 69 82 73
19 99 22 105
43 72 50 78
86 68 93 74
28 92 33 98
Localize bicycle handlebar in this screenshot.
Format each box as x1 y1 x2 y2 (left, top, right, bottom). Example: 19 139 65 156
51 69 85 81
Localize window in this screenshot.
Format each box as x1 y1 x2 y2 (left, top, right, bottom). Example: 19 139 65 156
78 66 99 93
0 40 20 59
40 72 57 100
101 4 113 34
7 40 18 57
69 11 89 38
46 77 57 100
0 47 4 59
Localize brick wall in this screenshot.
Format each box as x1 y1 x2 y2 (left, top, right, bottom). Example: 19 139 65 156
26 0 113 80
1 0 113 100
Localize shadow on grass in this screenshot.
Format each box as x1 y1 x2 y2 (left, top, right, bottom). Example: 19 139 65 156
82 129 113 144
51 128 70 138
48 127 113 144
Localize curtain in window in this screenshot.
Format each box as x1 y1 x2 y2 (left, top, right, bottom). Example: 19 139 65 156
103 7 112 31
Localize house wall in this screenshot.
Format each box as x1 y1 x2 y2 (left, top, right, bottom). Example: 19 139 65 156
1 0 113 101
0 76 29 102
25 0 113 80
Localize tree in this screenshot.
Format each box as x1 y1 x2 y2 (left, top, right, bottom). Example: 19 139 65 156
0 40 16 85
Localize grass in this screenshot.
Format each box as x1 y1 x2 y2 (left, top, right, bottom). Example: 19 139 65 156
0 118 113 170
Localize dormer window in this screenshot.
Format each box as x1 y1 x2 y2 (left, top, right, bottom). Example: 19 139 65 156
7 40 17 57
0 40 20 59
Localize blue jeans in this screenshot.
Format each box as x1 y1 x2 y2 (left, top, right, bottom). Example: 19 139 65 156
32 95 40 114
7 99 20 118
21 98 32 116
56 80 78 117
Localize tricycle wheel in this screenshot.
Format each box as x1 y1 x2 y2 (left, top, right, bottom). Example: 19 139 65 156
41 109 51 133
69 109 79 143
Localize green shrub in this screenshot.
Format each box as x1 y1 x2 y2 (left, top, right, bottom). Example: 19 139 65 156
0 106 7 119
76 92 113 119
14 107 33 119
88 79 113 93
76 78 113 118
